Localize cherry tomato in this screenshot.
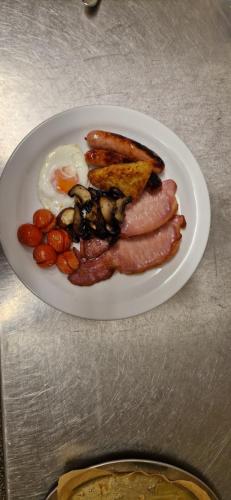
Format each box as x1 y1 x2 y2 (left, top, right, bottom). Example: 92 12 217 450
17 223 42 247
33 244 57 268
47 229 71 253
33 209 56 233
56 250 79 274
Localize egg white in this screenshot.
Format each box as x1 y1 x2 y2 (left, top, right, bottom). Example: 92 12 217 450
38 144 88 215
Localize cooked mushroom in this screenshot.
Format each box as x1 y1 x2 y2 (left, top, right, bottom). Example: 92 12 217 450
95 218 109 239
99 196 115 223
68 184 91 204
88 187 101 202
81 201 98 222
73 206 82 235
79 220 94 240
57 207 75 227
67 227 80 243
114 196 132 223
106 220 121 241
57 185 135 244
147 172 162 190
107 187 125 199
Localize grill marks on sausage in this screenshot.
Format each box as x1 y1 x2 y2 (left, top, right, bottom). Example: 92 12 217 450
85 149 129 167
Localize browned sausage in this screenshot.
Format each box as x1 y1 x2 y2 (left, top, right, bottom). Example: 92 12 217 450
85 148 129 167
86 130 165 172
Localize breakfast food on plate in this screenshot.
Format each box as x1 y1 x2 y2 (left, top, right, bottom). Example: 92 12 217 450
17 129 186 287
33 243 57 268
86 130 165 173
17 223 43 247
69 216 186 286
82 180 178 256
56 250 80 274
57 185 132 242
47 229 71 253
82 238 110 259
18 209 80 273
38 145 88 215
85 148 129 167
88 161 153 199
33 208 56 232
121 179 177 237
57 467 213 499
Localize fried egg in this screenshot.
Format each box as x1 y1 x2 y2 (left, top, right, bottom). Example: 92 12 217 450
38 145 88 214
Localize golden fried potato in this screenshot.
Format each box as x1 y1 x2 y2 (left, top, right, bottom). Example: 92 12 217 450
88 161 153 199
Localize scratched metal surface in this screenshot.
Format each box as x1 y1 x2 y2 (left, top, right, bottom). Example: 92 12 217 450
0 0 231 499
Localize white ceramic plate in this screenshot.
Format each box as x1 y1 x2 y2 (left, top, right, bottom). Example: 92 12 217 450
0 105 210 319
46 459 218 499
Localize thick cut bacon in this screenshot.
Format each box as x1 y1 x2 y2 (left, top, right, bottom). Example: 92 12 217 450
82 179 178 259
112 215 185 274
69 216 186 286
121 179 177 238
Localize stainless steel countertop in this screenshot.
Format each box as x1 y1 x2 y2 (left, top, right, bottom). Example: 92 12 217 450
0 1 231 499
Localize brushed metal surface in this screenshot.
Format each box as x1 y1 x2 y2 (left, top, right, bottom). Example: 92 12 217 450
46 459 219 500
0 0 231 499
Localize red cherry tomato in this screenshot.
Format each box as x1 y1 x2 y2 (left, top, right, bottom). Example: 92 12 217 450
33 209 56 233
33 244 57 268
17 223 43 247
47 229 71 253
56 250 80 274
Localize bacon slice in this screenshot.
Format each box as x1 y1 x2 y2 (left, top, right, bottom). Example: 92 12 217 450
69 216 186 286
121 179 177 238
68 254 113 286
81 179 178 259
82 238 110 259
112 215 185 274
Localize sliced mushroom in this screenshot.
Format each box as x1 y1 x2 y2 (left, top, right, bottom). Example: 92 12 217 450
81 201 98 222
57 207 75 228
95 217 109 240
106 224 120 236
88 187 101 202
79 220 94 240
99 196 115 224
106 220 121 243
114 196 132 223
57 186 134 244
67 227 80 243
68 184 91 204
73 206 82 235
107 187 125 199
147 172 162 190
81 200 92 218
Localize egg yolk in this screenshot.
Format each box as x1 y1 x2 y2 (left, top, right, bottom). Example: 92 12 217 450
52 166 79 194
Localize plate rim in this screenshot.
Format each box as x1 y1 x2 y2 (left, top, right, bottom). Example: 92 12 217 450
0 104 211 319
46 458 218 499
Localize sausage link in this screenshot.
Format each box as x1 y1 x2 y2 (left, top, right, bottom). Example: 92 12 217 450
86 130 164 172
85 148 129 167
